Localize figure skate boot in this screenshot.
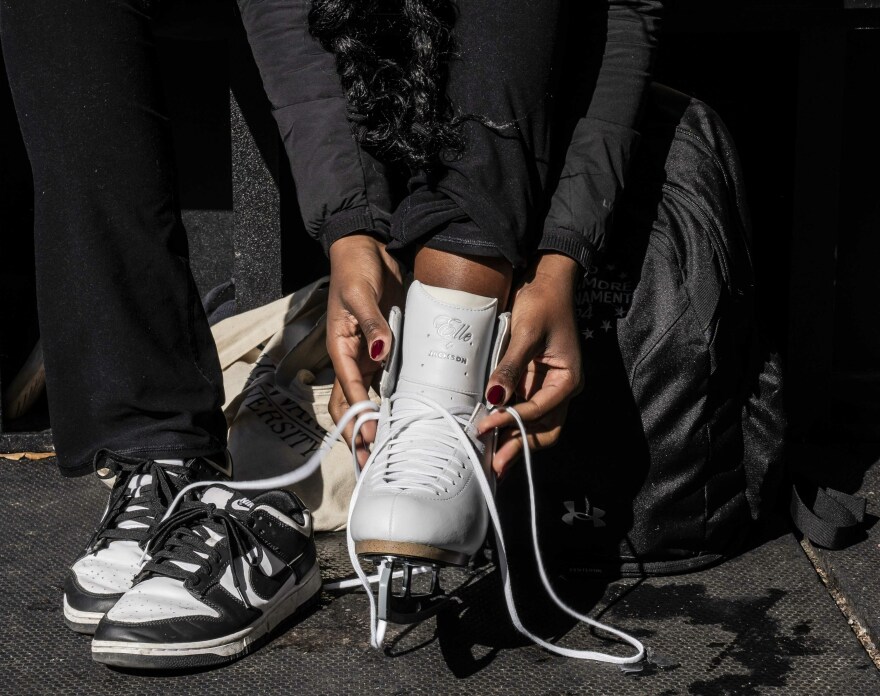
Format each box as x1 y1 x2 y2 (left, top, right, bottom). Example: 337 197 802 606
348 281 509 637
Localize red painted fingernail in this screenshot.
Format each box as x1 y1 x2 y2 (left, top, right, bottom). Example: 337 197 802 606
487 385 505 405
369 339 384 360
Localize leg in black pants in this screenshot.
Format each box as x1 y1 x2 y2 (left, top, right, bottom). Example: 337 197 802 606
389 0 564 270
0 0 227 475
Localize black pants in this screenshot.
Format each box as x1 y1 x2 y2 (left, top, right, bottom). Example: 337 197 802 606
385 1 562 268
1 0 560 476
1 0 226 475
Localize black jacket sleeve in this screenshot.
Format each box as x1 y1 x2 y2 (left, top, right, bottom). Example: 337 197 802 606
237 0 394 255
539 0 663 270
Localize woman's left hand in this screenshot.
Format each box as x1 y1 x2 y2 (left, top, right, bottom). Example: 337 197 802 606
477 252 583 477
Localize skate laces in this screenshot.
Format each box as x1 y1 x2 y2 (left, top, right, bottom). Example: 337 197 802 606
139 500 264 607
483 407 645 664
369 394 481 494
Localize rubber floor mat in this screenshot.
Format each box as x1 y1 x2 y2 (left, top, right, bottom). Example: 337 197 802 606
1 459 876 695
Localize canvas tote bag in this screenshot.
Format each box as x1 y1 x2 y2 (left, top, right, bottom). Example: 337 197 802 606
211 277 376 531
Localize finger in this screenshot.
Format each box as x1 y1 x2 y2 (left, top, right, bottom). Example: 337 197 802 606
484 329 542 408
328 379 354 446
329 380 372 467
325 306 382 417
343 287 393 363
507 380 572 425
492 434 523 478
492 424 563 477
477 371 574 436
331 347 372 414
477 408 517 435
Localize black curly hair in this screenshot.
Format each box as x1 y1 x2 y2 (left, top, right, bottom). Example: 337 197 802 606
309 0 465 171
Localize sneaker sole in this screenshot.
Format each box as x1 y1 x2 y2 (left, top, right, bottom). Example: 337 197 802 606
90 564 322 669
355 539 468 566
63 594 105 635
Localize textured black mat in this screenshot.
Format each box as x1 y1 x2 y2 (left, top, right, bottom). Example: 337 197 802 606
1 459 876 695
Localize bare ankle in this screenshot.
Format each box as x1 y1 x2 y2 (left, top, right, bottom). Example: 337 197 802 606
413 247 512 306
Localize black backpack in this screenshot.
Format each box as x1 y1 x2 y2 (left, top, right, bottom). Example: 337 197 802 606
499 84 786 576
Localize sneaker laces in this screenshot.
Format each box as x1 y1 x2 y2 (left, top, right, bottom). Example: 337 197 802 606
161 398 645 666
85 452 184 553
139 501 265 608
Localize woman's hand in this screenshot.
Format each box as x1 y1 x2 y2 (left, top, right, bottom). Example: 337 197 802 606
477 252 583 477
326 233 404 466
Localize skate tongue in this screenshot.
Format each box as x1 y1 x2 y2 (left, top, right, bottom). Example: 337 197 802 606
200 486 255 518
396 281 498 411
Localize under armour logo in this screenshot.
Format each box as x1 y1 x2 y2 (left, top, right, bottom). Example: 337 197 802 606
562 499 606 527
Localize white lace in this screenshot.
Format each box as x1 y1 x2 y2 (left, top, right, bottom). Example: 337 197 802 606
166 396 645 665
369 396 482 494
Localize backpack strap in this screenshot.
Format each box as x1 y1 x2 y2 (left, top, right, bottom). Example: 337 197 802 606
789 478 866 550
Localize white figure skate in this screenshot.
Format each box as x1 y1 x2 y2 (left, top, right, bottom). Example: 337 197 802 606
347 281 510 636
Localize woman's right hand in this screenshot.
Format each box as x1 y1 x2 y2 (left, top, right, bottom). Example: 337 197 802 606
326 232 404 466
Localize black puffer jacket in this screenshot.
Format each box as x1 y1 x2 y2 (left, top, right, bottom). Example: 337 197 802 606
238 0 663 269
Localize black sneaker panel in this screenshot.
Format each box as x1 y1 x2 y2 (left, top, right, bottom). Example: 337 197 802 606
248 509 313 566
141 508 308 589
245 559 296 603
64 573 124 614
288 544 318 586
251 489 309 526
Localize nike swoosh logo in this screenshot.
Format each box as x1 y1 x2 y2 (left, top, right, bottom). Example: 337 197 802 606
231 500 253 512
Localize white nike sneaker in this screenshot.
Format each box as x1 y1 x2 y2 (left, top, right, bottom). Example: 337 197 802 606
348 281 509 631
63 451 231 634
91 485 321 669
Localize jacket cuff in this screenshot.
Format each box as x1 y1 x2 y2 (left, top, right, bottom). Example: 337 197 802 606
537 229 597 272
318 207 389 256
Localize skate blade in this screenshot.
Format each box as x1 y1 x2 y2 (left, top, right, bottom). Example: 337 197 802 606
373 556 450 625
